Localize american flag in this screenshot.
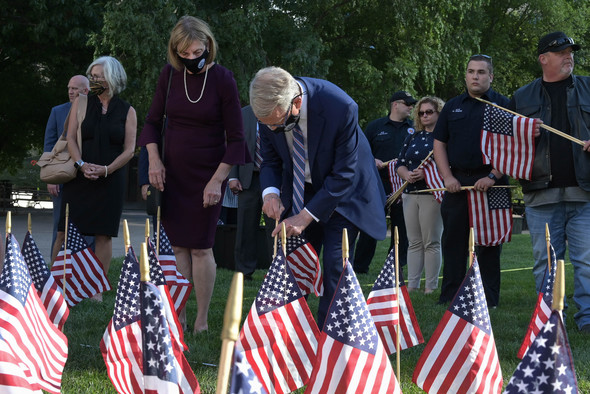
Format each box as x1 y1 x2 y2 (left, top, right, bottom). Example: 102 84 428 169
0 234 68 394
388 159 404 204
517 244 556 359
504 310 578 393
50 222 111 306
0 332 40 393
229 347 268 394
286 236 323 296
467 187 512 246
367 248 423 354
146 240 187 351
413 256 503 393
236 248 319 394
21 231 69 331
305 260 401 394
421 156 445 203
152 225 192 314
481 104 535 180
100 248 199 394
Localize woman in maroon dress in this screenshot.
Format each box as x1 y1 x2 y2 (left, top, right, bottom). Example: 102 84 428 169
139 16 248 333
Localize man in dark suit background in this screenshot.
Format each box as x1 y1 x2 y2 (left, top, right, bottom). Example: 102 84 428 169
228 105 274 280
249 66 387 328
43 75 89 261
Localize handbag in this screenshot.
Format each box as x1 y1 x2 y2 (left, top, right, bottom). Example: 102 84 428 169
146 68 174 216
37 94 87 184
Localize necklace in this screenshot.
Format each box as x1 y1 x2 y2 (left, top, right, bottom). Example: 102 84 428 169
184 65 209 104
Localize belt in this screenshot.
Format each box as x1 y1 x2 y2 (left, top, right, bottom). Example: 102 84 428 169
452 166 491 177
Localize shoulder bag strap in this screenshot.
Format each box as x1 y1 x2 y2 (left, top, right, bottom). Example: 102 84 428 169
75 94 88 155
160 67 174 162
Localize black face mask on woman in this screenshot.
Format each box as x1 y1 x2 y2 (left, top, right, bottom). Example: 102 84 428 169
179 49 209 74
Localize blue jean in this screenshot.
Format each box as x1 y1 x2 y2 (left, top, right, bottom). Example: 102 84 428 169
526 201 590 328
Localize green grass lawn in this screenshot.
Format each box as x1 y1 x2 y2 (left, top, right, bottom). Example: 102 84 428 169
61 234 589 393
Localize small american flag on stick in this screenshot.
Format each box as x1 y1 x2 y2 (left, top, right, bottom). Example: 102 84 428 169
481 104 535 180
50 222 111 306
21 231 69 331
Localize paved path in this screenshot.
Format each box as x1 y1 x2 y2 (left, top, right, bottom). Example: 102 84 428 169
1 208 152 260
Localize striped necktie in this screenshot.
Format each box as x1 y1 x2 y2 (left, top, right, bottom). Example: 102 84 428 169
292 125 305 215
255 124 262 169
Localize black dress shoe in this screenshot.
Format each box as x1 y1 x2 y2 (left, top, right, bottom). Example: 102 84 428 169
243 273 254 281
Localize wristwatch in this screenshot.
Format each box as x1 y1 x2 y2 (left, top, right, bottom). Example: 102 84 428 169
487 172 498 182
74 160 85 169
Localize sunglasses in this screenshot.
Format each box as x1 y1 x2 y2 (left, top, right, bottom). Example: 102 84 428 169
470 54 492 61
418 109 436 117
540 37 575 53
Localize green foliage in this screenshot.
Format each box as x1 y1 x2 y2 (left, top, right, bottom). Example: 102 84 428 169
0 0 101 171
3 0 590 174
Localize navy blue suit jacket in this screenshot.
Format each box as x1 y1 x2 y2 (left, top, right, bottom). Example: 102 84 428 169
43 102 71 152
259 77 387 240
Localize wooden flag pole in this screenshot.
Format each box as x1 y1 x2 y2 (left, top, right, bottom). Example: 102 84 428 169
342 228 349 268
140 242 150 282
411 185 517 194
386 151 435 208
468 228 475 268
281 222 287 257
27 213 32 234
545 223 551 271
123 219 130 255
475 97 584 146
394 226 401 381
145 219 150 244
156 206 161 256
552 259 566 312
5 211 11 235
273 219 279 258
216 271 244 394
63 204 70 295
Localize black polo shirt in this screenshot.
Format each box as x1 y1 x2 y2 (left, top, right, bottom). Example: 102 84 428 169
434 88 509 171
364 116 415 194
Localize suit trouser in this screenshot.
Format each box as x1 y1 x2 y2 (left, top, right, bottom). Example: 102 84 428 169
304 210 359 330
439 190 501 306
353 202 407 272
234 172 273 275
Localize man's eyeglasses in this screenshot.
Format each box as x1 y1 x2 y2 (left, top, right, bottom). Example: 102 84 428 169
396 100 413 107
259 95 301 131
540 37 575 54
418 109 436 117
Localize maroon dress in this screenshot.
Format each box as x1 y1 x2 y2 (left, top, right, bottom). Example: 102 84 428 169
139 63 248 249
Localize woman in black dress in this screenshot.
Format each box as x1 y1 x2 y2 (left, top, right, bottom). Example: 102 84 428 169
56 56 137 283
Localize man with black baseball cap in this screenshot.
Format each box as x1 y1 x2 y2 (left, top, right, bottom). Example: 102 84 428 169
352 90 417 274
510 31 590 334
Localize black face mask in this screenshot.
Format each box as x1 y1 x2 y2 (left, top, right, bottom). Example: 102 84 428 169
271 113 301 134
89 80 107 96
179 49 209 74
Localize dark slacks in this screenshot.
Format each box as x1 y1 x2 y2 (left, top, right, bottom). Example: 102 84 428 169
353 202 407 273
234 172 274 276
439 190 501 306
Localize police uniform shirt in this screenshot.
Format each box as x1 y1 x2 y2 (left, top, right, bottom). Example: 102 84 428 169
434 89 509 171
364 116 414 194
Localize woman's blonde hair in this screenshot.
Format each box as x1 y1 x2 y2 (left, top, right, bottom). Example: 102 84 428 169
412 96 445 131
167 16 218 71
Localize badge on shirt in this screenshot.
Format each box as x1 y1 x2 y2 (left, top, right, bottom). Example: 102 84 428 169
407 127 415 134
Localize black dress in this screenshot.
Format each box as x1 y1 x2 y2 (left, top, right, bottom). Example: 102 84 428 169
59 94 131 237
